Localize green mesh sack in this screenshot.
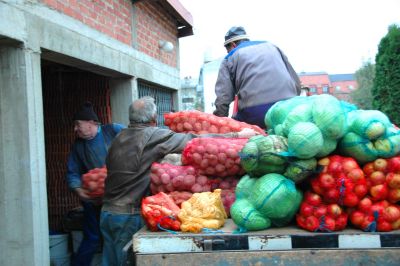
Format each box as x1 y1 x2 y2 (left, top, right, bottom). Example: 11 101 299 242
348 110 392 140
249 173 302 226
284 158 317 184
374 129 400 158
287 122 323 159
235 174 258 199
230 199 271 231
264 96 310 129
311 94 347 139
338 132 377 164
315 137 338 158
282 103 313 136
240 135 288 177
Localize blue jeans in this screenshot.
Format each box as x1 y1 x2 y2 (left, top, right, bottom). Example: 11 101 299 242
233 102 275 129
71 201 102 266
100 211 144 266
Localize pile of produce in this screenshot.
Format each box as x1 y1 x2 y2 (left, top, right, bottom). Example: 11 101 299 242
150 163 238 216
81 166 107 198
164 110 266 135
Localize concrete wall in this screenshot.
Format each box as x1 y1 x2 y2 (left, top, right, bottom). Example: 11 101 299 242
0 1 183 264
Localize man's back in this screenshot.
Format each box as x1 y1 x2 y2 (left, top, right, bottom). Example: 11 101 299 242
224 41 298 109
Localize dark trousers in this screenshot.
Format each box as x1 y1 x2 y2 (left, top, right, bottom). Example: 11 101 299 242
71 201 102 266
233 102 275 129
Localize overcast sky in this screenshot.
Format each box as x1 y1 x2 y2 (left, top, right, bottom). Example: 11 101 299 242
178 0 400 78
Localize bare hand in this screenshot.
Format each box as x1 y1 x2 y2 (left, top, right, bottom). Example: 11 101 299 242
74 187 91 201
238 128 258 138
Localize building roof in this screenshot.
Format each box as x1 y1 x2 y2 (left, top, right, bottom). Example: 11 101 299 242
298 72 328 76
135 0 193 37
329 74 355 82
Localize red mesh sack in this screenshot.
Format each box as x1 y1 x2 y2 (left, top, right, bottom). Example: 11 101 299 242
363 157 400 203
164 110 266 135
81 167 107 198
349 198 400 232
181 138 247 177
296 191 348 232
311 155 368 207
141 192 181 232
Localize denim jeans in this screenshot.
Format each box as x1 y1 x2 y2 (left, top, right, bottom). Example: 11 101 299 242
100 211 144 266
71 201 102 266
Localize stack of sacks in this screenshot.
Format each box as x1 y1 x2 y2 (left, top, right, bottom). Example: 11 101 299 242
265 95 356 159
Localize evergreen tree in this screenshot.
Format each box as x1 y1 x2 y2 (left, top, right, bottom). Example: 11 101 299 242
372 24 400 125
351 61 375 109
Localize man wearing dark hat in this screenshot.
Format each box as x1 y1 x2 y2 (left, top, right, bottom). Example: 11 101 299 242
66 102 125 266
213 26 301 129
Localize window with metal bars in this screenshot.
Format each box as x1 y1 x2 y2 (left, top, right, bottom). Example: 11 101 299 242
138 81 174 127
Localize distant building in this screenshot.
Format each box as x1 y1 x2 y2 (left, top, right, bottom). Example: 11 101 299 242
299 72 358 102
181 76 198 110
329 74 358 102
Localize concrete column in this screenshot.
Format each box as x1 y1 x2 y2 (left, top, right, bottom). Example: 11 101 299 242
0 43 49 266
109 77 138 125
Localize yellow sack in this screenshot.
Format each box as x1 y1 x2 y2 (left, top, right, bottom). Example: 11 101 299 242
178 189 227 233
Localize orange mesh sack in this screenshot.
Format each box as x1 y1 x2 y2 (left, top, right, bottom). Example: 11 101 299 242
81 167 107 198
141 192 181 232
164 110 266 135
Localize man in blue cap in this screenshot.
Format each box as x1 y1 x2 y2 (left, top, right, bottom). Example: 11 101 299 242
213 26 301 129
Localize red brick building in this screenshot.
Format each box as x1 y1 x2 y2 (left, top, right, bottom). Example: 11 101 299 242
299 72 358 102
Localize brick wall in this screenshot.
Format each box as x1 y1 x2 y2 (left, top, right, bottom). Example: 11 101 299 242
135 2 178 67
42 0 132 44
41 0 178 67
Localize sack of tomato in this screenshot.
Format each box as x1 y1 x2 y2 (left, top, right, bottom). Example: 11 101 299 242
81 167 107 198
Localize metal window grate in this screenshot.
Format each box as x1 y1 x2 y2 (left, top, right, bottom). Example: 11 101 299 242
138 81 174 127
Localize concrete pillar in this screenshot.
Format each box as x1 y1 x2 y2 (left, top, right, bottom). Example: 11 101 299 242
0 43 49 266
109 77 138 125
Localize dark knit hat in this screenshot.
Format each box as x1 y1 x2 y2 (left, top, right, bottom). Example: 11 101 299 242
224 26 249 46
73 102 99 122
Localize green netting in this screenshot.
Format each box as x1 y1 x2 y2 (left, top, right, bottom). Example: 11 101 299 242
282 103 313 136
311 94 348 139
315 137 338 158
264 96 310 129
348 110 392 140
283 158 317 183
230 199 271 231
235 174 257 199
239 135 289 176
287 122 323 159
338 132 377 164
231 174 302 231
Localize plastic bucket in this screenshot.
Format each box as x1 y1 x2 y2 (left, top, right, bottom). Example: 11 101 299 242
49 234 69 258
50 253 70 266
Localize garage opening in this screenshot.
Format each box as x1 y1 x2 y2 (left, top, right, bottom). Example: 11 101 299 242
41 60 112 232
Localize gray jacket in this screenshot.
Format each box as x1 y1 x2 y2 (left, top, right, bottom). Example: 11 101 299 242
214 41 301 117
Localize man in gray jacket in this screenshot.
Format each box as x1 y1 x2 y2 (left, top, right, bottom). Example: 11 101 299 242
213 26 301 129
100 96 257 265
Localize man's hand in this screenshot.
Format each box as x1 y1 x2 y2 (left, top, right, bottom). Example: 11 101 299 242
74 187 91 201
238 128 258 138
